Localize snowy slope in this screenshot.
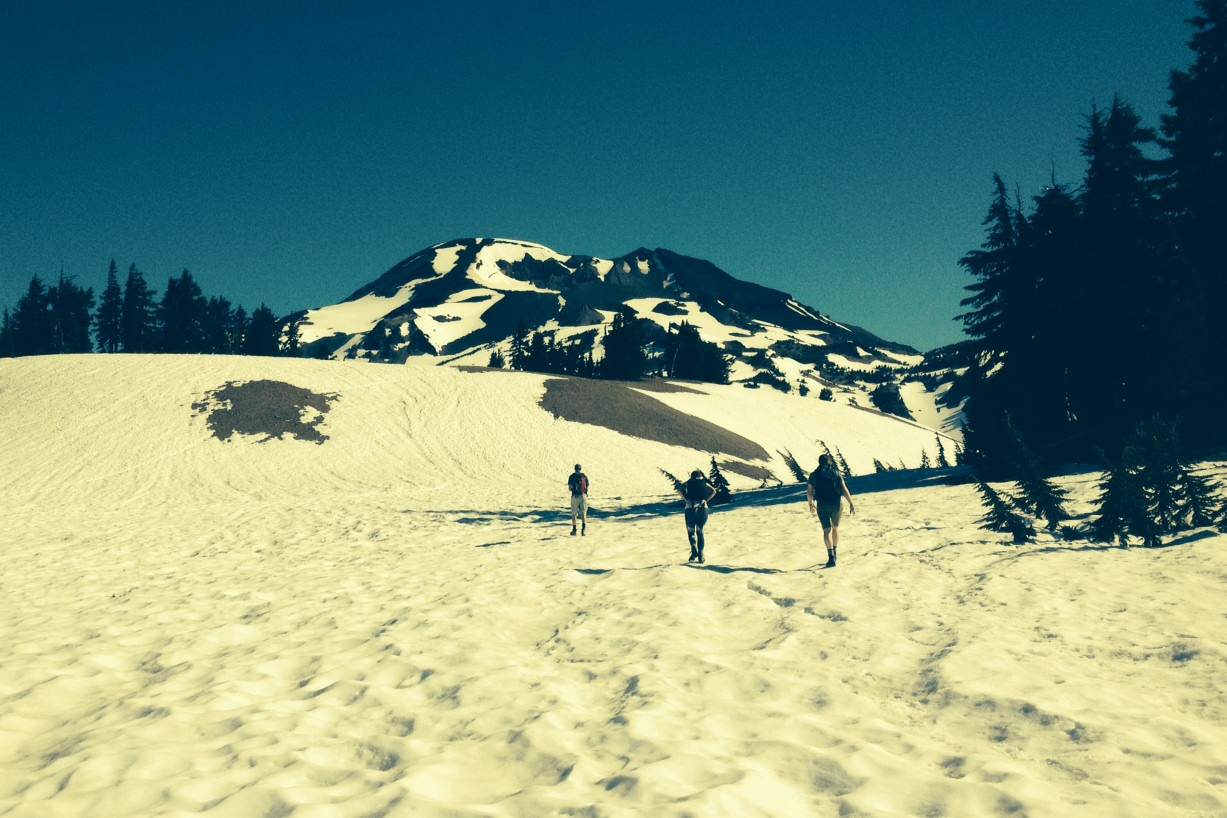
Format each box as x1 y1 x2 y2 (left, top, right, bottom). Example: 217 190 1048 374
1 355 1224 818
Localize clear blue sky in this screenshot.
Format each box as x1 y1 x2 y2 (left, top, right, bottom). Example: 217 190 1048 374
0 0 1197 351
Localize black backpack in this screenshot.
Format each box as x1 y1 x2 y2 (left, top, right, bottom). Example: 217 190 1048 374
809 466 842 502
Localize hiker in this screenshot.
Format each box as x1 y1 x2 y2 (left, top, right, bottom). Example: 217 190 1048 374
568 464 589 536
807 453 855 567
679 469 717 563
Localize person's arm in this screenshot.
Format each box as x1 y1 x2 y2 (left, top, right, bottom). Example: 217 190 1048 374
705 484 717 503
807 483 816 514
842 479 856 515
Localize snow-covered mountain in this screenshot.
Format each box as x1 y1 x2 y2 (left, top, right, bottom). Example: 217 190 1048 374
291 238 923 388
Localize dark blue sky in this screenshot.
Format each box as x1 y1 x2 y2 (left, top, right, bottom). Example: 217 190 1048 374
0 0 1196 351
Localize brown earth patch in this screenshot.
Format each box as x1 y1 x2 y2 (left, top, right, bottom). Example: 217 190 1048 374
540 377 769 462
192 380 339 443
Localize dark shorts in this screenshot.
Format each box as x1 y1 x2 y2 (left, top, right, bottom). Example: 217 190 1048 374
685 505 709 530
815 500 841 530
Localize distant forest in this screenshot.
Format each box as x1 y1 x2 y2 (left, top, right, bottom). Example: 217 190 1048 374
958 0 1226 465
0 261 298 358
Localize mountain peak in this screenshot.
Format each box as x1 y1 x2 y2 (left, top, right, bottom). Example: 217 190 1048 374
292 239 920 389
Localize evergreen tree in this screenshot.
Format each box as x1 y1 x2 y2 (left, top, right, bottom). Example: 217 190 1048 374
708 458 732 505
48 275 94 353
159 270 207 353
11 277 54 356
834 447 852 478
202 296 235 353
957 174 1021 355
1134 415 1185 533
281 319 302 357
600 307 648 380
936 435 950 468
1004 414 1069 530
121 264 157 353
227 305 249 353
1074 98 1169 430
1087 446 1160 548
974 480 1036 544
243 304 281 356
488 348 506 368
0 309 14 357
779 450 807 483
94 260 123 353
661 322 729 384
509 321 529 370
920 449 933 470
1160 0 1227 441
659 468 684 494
1180 466 1223 529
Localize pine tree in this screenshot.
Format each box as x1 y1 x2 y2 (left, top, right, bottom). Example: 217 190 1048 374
601 307 648 380
1087 442 1163 548
920 450 933 470
1180 467 1223 529
958 174 1021 354
159 270 207 353
227 305 248 353
243 304 281 356
1160 0 1227 443
659 468 684 494
0 309 14 357
121 264 157 353
201 296 235 353
1075 98 1169 429
48 275 94 353
835 447 852 478
281 319 302 357
12 277 54 356
936 435 950 468
974 480 1036 544
873 458 888 474
779 450 807 483
488 348 506 368
94 260 123 353
1004 414 1069 530
708 458 732 505
509 321 529 370
1135 415 1185 534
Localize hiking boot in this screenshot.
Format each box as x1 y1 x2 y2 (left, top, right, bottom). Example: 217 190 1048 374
571 526 577 536
825 549 837 568
581 524 586 536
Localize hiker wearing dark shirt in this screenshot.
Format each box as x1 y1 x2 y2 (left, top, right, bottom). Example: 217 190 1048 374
568 464 589 536
807 453 855 568
679 470 717 563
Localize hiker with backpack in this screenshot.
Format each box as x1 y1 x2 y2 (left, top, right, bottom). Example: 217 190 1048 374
807 453 855 568
679 469 717 563
568 464 589 536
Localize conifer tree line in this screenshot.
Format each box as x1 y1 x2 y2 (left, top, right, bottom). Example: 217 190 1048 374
0 261 297 358
495 307 731 385
958 0 1227 466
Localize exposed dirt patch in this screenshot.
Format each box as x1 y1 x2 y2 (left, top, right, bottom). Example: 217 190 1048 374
192 380 339 444
540 377 769 462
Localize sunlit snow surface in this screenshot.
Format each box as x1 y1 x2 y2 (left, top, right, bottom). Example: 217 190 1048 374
2 355 1224 818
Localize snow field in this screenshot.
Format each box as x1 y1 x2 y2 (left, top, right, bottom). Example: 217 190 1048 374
1 355 1224 817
